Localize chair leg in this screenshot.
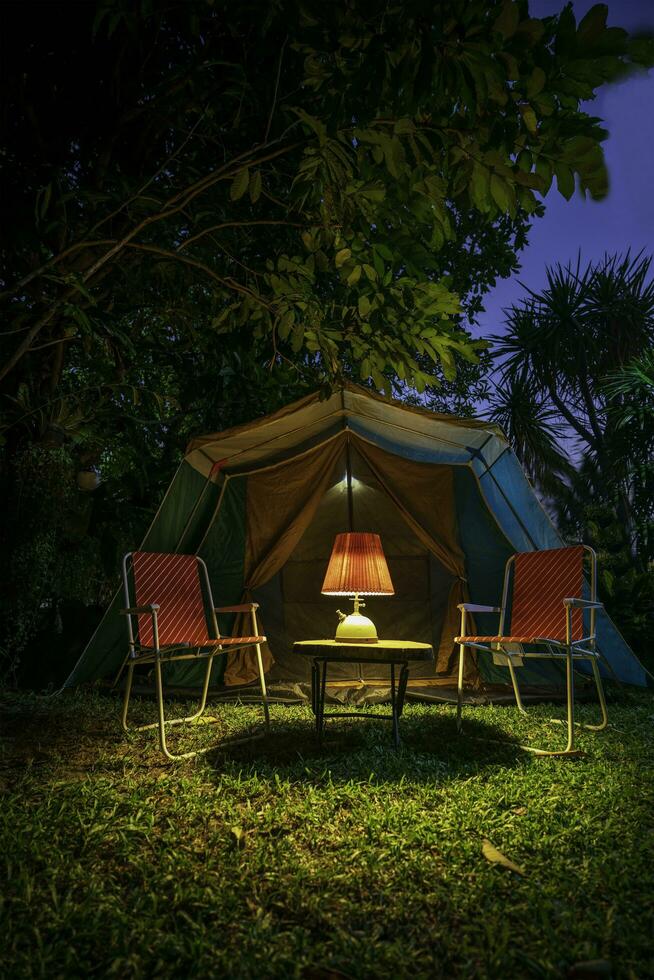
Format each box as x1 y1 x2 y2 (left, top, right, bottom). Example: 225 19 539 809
125 654 214 761
121 662 135 732
255 642 271 731
190 653 214 722
124 646 269 762
520 646 584 758
564 646 575 752
154 657 174 760
152 655 219 761
506 657 527 715
456 643 465 733
584 657 609 731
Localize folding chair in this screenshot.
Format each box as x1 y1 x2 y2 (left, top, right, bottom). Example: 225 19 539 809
120 551 270 760
455 545 608 757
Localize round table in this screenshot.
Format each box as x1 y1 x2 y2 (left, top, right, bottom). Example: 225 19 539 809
294 639 434 747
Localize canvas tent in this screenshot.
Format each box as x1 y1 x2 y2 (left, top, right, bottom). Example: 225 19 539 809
65 385 647 699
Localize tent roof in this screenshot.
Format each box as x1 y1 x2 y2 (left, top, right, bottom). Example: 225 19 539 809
185 383 507 478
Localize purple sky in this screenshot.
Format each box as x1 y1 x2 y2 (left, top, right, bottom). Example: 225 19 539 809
474 0 654 339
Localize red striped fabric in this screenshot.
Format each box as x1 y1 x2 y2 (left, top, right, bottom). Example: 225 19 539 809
510 546 584 642
456 635 558 643
133 552 211 648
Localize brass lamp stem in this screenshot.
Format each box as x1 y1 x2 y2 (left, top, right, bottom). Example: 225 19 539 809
352 593 365 614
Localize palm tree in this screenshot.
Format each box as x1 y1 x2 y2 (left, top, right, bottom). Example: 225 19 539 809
490 252 654 539
488 253 654 652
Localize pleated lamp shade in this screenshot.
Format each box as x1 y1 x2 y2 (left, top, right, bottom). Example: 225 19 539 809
321 533 394 596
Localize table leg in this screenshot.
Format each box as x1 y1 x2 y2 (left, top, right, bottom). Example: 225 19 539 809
390 662 400 748
317 659 328 744
311 660 318 717
397 663 409 718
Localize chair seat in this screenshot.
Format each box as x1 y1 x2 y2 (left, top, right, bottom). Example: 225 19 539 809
199 635 265 646
456 635 561 644
137 635 265 652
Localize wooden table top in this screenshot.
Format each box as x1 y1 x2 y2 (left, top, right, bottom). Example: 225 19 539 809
293 639 434 663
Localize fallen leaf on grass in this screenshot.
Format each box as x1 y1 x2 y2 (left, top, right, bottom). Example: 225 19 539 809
567 960 613 979
482 838 525 875
230 825 246 848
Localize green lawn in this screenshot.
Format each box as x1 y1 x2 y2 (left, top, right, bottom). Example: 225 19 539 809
1 688 653 979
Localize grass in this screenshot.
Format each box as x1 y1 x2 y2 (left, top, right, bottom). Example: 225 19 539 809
1 687 653 979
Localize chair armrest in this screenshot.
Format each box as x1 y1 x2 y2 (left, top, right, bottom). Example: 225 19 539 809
214 603 259 614
457 603 501 613
563 598 603 609
120 605 160 615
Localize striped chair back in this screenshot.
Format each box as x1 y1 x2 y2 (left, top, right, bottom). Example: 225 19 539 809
132 552 211 648
510 546 585 642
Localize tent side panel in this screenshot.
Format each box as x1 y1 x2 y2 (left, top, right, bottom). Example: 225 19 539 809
455 468 518 686
63 462 219 687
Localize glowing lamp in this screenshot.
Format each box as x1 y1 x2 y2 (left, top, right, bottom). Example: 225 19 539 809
321 532 394 642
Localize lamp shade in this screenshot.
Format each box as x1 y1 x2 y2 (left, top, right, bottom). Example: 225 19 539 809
321 533 394 596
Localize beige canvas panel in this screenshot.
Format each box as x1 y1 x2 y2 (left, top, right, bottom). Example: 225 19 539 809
185 391 343 478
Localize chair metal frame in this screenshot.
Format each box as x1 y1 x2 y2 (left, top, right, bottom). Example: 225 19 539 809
120 552 270 760
456 545 608 757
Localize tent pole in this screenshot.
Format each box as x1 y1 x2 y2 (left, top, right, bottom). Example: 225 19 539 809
346 432 354 532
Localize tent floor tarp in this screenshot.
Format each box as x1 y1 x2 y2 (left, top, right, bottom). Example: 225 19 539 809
99 676 607 707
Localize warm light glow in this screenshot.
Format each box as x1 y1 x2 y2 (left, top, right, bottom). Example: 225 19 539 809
321 532 394 596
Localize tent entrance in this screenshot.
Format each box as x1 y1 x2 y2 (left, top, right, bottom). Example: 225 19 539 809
253 445 459 696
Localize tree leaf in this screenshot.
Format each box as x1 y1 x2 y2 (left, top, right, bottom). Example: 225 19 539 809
519 103 538 134
347 265 362 286
526 66 546 98
481 839 525 875
249 170 262 203
335 248 351 269
556 164 575 200
577 4 608 44
494 1 520 39
358 295 371 317
490 174 515 215
230 168 250 201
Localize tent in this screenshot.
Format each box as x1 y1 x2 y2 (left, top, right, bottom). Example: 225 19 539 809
65 385 647 700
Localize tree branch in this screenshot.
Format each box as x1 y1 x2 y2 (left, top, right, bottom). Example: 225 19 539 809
548 387 598 450
264 36 288 144
121 243 271 307
178 219 304 252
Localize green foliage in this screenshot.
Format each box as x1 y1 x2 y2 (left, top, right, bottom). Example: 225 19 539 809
2 690 654 977
490 252 654 653
2 0 652 396
1 3 652 676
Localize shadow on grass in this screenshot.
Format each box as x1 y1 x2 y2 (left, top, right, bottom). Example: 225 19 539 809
0 690 524 790
202 709 525 786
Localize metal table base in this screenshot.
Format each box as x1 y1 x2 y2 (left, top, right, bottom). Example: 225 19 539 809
311 657 411 748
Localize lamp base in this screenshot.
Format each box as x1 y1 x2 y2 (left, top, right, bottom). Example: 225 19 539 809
335 612 378 643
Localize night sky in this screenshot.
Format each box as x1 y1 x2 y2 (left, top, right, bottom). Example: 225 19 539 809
475 0 654 339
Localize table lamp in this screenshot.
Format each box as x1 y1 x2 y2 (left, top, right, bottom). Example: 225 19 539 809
321 532 394 642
